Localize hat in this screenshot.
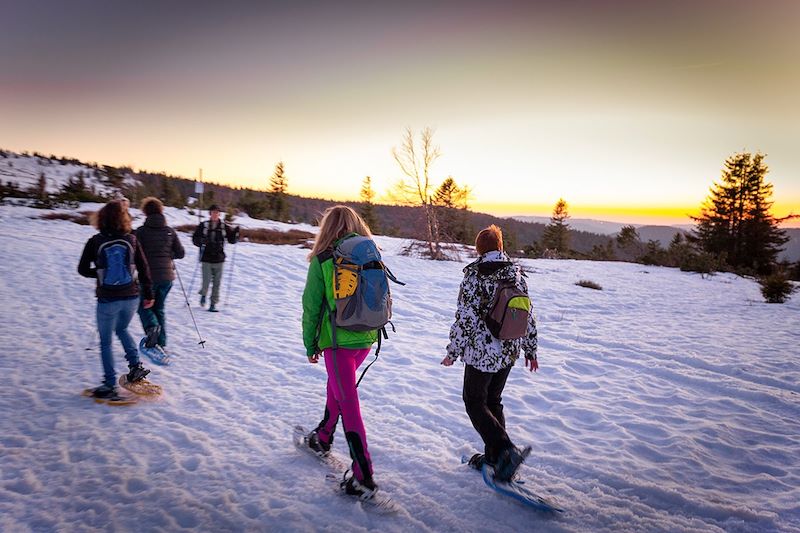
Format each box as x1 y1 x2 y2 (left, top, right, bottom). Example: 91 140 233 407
208 204 221 212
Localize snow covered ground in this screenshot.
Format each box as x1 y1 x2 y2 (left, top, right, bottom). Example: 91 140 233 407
0 203 798 532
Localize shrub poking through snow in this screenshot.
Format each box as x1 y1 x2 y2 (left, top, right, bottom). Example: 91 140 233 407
576 279 602 290
39 212 91 225
758 272 797 303
175 225 313 246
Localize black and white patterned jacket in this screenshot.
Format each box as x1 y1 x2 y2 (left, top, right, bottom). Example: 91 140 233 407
445 251 538 373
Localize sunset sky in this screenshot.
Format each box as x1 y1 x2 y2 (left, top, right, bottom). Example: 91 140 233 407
1 1 798 226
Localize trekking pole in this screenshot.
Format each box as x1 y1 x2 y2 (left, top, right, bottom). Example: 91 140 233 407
224 240 237 306
174 261 207 349
84 328 98 351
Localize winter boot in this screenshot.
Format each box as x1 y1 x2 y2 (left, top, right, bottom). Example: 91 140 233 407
89 384 118 399
467 453 493 471
208 303 218 312
307 430 331 456
144 325 161 349
126 363 151 383
200 295 206 307
494 445 531 483
342 473 379 500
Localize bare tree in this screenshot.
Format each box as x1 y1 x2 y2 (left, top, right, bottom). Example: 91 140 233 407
391 127 446 259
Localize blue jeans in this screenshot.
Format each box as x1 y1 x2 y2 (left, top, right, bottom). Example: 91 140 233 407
138 281 173 347
97 297 140 387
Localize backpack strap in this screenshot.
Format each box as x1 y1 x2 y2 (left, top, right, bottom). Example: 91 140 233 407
355 322 393 388
383 265 406 285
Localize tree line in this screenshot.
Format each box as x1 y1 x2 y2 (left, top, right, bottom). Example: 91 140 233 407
2 144 797 300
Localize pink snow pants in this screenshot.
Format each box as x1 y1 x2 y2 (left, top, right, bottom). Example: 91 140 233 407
317 347 373 481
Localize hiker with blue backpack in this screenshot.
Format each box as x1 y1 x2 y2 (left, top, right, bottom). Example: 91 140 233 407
301 205 401 501
78 199 155 401
441 224 538 482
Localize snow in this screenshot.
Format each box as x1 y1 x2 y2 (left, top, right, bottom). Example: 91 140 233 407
0 154 137 196
1 203 798 532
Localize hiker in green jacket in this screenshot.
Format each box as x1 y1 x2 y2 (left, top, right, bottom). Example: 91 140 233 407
301 205 381 500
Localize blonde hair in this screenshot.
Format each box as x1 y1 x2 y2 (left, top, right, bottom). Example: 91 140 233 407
307 205 373 261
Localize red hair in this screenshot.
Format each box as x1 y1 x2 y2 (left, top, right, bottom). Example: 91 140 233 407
475 225 503 255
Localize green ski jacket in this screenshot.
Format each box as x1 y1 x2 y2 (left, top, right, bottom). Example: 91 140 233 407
301 243 378 357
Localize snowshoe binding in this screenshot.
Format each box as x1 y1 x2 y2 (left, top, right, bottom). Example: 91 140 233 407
126 363 150 383
494 445 532 483
143 325 161 349
340 472 379 501
82 385 137 405
307 430 332 457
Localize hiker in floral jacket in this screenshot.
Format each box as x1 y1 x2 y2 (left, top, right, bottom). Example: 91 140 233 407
442 224 538 482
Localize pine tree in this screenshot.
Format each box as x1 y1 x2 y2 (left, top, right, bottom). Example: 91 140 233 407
615 225 643 260
433 176 459 208
36 172 47 201
693 152 788 274
667 232 694 267
268 161 289 222
432 176 472 243
359 176 379 232
541 198 571 255
161 177 184 208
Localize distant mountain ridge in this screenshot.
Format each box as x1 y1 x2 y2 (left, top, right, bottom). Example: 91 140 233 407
513 216 800 261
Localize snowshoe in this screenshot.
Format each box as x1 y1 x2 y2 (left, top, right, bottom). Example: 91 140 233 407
82 385 137 405
139 338 171 365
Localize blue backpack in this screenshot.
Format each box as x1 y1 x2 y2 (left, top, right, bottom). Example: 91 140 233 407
329 235 404 386
97 239 135 288
333 235 397 331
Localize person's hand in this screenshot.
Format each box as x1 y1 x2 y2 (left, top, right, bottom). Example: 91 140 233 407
525 357 538 373
142 299 155 309
308 352 320 364
441 355 455 366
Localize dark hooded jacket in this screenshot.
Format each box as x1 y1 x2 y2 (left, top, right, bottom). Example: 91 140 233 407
135 214 185 282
